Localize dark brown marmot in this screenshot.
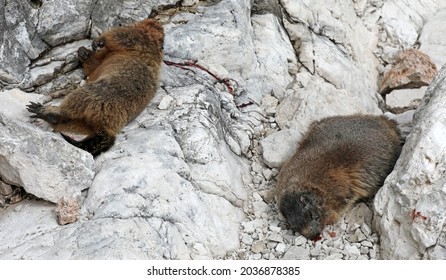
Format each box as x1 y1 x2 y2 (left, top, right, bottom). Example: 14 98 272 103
27 19 164 156
276 114 401 240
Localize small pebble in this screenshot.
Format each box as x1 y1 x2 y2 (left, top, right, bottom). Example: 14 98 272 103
269 225 281 233
275 243 286 253
262 168 273 180
345 244 361 257
267 232 284 243
158 95 174 110
0 182 13 196
249 253 262 260
241 234 254 245
294 235 307 246
361 240 373 248
325 253 343 260
251 242 267 254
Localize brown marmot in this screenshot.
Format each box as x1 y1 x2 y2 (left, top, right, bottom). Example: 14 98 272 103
27 19 164 156
276 114 401 240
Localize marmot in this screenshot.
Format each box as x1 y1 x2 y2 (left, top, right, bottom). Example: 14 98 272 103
27 19 164 156
276 114 401 240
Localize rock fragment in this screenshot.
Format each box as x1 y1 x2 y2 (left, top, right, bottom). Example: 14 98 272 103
379 49 437 95
56 197 79 225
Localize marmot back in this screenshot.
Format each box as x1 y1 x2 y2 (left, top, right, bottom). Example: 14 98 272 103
276 114 401 240
27 19 164 156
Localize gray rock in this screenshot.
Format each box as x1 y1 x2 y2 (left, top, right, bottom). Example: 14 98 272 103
347 228 367 243
261 95 279 116
0 0 47 85
241 235 254 246
242 219 264 234
282 245 311 260
374 63 446 259
275 243 286 253
344 203 373 232
90 0 177 37
419 8 446 69
251 242 267 254
0 181 13 196
0 89 50 122
0 113 94 204
379 0 446 53
294 235 307 246
386 87 427 109
345 244 361 258
275 73 381 133
36 1 92 46
269 225 281 233
385 110 416 141
361 241 374 248
157 95 174 110
249 253 262 260
259 128 300 168
267 232 284 243
325 253 344 260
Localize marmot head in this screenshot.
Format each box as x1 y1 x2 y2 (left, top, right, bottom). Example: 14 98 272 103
135 19 164 48
279 189 325 240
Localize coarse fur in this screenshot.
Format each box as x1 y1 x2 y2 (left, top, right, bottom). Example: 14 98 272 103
276 114 402 240
27 19 164 156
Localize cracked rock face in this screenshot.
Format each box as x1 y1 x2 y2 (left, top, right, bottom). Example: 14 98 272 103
0 0 445 260
374 64 446 260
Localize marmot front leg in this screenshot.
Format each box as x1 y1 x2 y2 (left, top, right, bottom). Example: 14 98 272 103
77 46 94 63
92 36 106 51
77 46 104 78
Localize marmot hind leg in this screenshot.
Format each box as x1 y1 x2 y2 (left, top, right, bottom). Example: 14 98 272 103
27 102 94 135
27 101 114 156
61 131 115 157
27 102 69 125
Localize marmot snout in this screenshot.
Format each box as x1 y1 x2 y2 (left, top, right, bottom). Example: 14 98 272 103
276 114 402 240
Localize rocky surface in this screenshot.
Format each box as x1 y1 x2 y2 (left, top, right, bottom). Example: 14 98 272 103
0 112 94 204
374 63 446 259
0 0 445 260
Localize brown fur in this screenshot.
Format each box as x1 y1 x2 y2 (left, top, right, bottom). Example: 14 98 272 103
27 19 164 156
276 114 402 239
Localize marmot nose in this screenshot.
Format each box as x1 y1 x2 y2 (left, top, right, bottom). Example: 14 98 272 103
300 224 323 240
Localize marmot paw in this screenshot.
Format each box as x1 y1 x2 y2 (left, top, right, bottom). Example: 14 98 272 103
26 102 44 117
92 37 105 51
77 46 92 62
26 102 59 124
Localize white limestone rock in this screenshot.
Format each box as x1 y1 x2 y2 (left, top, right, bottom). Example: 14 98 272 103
259 128 300 168
0 113 94 204
374 64 446 259
378 0 446 63
385 87 426 109
281 0 382 111
248 13 297 101
419 9 446 69
158 95 174 110
0 89 50 122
